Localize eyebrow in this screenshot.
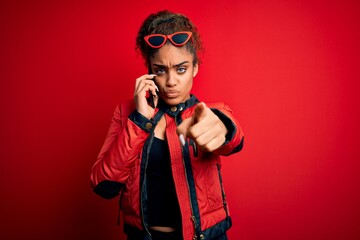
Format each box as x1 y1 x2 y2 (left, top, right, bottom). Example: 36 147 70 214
153 61 190 68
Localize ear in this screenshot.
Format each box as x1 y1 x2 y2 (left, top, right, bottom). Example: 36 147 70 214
193 63 199 77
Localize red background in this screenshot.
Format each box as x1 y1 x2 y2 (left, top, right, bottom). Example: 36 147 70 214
1 0 359 239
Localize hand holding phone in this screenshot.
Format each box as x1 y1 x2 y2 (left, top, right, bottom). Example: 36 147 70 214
134 74 159 119
148 75 159 108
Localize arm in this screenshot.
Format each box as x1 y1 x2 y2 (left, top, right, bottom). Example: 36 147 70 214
90 103 154 199
210 103 244 156
177 102 244 155
91 73 159 199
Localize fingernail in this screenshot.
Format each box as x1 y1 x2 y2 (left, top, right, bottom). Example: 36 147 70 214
155 85 159 92
179 134 185 146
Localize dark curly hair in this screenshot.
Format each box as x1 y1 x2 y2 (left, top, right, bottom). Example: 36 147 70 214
136 10 203 68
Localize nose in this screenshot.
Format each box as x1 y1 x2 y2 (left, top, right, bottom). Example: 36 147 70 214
166 70 177 87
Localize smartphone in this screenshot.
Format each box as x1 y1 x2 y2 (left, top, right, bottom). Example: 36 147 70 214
148 65 157 108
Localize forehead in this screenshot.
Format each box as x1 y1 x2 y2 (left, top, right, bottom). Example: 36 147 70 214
150 44 193 65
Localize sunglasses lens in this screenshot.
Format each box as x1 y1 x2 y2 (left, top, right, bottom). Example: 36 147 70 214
148 36 165 47
171 33 190 44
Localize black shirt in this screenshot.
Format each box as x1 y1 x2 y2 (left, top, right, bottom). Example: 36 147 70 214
146 137 182 228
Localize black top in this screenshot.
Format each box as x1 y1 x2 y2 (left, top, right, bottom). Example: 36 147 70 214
146 137 182 228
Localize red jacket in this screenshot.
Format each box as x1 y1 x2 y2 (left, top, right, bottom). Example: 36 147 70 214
91 95 244 240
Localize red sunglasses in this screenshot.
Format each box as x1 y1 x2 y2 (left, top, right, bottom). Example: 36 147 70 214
144 31 193 48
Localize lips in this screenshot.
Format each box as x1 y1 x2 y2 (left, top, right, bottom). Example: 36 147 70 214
164 90 180 98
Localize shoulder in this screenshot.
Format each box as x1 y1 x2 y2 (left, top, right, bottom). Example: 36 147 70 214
205 101 233 113
111 99 136 124
114 99 135 116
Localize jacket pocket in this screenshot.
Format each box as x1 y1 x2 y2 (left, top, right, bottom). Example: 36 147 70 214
120 162 140 214
205 163 224 211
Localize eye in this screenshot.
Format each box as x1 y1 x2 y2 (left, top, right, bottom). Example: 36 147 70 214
155 68 166 75
177 67 186 73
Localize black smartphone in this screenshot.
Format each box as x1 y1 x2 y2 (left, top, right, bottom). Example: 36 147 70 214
148 65 157 108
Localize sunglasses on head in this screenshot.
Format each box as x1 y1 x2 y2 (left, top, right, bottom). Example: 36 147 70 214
144 31 193 48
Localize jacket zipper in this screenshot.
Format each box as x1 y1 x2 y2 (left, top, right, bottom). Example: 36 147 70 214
182 153 200 239
182 153 198 238
140 133 154 237
177 118 199 239
216 163 229 217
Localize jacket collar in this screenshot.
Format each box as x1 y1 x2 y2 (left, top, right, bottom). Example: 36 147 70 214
157 94 199 117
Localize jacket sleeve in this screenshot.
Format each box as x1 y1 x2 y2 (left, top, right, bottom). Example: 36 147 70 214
210 103 244 156
90 103 155 199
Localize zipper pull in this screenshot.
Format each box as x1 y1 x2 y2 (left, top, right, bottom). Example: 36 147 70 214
191 215 198 228
190 139 198 157
191 215 199 240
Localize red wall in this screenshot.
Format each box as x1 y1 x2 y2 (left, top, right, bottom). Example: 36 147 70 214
1 0 359 239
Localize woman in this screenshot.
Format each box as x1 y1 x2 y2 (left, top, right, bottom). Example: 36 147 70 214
91 10 244 240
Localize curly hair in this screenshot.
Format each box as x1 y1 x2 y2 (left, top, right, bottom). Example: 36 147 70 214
136 10 203 68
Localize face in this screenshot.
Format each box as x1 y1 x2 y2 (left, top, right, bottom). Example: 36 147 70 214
150 44 198 106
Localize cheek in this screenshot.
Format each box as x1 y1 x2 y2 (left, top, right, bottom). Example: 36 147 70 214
154 78 165 88
184 76 193 90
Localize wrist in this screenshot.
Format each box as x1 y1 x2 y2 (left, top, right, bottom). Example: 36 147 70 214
129 110 155 132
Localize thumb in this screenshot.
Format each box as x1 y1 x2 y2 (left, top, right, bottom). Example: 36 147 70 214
176 117 193 146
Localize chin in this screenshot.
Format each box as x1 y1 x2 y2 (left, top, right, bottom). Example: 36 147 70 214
163 98 182 106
